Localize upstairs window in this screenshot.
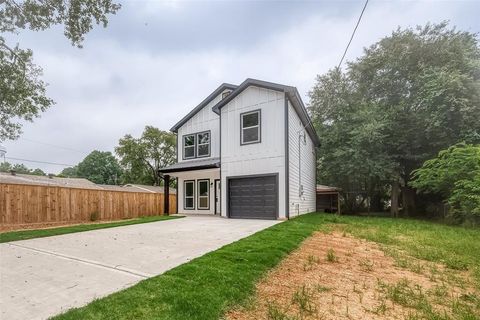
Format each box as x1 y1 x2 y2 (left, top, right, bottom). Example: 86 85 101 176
197 131 210 157
183 134 195 159
241 110 261 145
183 131 211 159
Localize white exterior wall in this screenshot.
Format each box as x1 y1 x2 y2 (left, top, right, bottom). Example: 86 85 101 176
288 100 316 216
177 89 231 162
176 169 219 215
220 86 287 218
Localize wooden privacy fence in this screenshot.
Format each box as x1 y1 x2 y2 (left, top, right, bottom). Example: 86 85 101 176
0 183 177 229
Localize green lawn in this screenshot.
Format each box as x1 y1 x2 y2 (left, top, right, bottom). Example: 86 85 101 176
52 213 480 320
0 215 182 243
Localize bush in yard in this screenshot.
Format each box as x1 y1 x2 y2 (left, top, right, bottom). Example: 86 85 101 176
411 144 480 225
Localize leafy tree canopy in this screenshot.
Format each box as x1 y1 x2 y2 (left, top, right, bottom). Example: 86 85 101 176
411 144 480 197
0 161 46 175
76 150 122 185
116 126 176 186
59 166 78 178
0 0 121 141
309 22 480 215
411 144 480 223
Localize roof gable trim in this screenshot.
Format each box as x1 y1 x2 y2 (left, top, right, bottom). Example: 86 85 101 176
170 83 237 132
211 78 320 147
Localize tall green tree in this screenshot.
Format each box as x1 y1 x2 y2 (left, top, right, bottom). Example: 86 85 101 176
0 0 121 140
351 22 480 216
76 150 122 185
309 22 480 216
309 69 394 213
116 126 176 186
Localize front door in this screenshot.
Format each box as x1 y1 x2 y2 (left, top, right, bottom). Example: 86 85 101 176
215 179 221 215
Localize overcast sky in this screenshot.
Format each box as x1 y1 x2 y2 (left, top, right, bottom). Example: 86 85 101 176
3 0 479 174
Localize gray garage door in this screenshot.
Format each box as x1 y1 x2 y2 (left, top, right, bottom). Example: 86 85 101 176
228 175 277 219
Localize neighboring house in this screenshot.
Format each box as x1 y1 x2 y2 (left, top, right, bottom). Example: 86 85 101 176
160 78 320 220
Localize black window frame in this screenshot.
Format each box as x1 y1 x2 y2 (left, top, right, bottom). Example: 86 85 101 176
184 180 195 210
197 179 210 210
196 131 211 158
240 109 261 145
183 134 196 160
182 130 211 160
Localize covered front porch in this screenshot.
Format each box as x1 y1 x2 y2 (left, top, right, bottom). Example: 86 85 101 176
160 158 221 216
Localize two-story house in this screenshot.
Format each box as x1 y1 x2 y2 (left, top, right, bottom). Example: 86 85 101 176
160 78 320 219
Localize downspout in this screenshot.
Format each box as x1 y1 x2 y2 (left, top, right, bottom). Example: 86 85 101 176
298 130 306 217
298 131 306 198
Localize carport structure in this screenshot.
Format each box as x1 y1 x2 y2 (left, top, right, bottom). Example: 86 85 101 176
316 185 341 214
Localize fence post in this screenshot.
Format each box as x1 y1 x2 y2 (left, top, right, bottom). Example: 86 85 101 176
164 175 170 215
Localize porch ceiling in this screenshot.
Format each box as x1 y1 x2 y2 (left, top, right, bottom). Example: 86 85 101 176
159 157 220 174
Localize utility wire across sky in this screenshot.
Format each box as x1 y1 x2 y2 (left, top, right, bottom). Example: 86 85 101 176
5 157 75 167
337 0 369 69
19 138 88 154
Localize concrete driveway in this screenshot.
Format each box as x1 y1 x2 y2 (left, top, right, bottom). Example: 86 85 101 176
0 215 280 320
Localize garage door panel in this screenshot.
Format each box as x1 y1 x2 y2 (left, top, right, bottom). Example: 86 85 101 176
228 175 277 219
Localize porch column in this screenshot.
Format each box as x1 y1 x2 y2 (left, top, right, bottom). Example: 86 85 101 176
164 175 170 215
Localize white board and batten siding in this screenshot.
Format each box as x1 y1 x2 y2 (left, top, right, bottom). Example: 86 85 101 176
177 89 232 162
288 100 316 216
176 169 219 215
220 86 287 218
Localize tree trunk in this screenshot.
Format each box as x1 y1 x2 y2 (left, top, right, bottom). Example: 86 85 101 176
401 186 416 217
391 180 400 218
370 193 383 212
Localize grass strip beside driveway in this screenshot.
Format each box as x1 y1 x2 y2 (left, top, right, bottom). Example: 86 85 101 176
0 215 182 243
53 213 327 320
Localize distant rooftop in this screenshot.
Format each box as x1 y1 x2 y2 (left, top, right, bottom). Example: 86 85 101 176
316 184 340 193
0 172 100 189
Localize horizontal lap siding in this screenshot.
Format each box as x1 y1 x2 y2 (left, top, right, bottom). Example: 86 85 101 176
0 183 177 229
288 100 316 216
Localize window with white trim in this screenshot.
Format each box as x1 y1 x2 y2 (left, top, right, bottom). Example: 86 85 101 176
183 135 195 159
197 179 209 209
241 110 261 144
184 180 195 209
196 132 210 157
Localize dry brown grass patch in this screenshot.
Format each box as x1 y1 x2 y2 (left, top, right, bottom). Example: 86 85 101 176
226 232 479 320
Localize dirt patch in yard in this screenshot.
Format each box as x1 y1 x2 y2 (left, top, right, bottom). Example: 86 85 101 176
226 231 479 320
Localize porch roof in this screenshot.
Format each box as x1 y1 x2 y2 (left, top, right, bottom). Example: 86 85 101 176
159 157 220 173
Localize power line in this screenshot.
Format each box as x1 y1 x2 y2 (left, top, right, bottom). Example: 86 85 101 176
19 138 88 154
5 157 75 167
337 0 369 69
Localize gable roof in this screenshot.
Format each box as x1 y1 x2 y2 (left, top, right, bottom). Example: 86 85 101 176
211 78 320 147
170 83 237 132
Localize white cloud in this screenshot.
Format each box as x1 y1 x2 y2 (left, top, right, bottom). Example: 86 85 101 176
3 0 478 173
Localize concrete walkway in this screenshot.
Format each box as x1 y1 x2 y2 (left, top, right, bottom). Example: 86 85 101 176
0 215 280 320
